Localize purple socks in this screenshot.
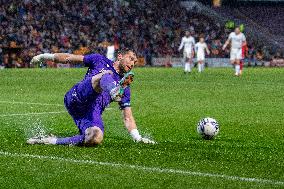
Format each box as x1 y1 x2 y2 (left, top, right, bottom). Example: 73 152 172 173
56 134 85 145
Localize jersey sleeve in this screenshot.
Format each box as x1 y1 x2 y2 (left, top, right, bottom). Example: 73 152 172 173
83 54 102 68
228 33 233 41
119 87 131 110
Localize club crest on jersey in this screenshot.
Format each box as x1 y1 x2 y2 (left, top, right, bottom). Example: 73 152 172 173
99 68 105 73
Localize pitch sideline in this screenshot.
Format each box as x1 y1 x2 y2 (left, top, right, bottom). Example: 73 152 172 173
0 151 283 186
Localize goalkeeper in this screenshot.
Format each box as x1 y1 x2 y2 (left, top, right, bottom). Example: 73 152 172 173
27 49 155 146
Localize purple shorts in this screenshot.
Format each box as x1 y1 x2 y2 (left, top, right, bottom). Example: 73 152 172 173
64 78 104 134
68 111 104 135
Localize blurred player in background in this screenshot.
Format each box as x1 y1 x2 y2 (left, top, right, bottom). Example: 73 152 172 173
178 31 195 74
27 49 155 146
240 42 248 75
222 27 246 76
195 36 210 73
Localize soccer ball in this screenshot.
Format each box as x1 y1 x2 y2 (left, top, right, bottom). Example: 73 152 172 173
197 117 219 140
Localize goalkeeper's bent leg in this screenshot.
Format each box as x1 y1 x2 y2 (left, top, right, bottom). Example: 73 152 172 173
55 134 85 145
56 126 103 146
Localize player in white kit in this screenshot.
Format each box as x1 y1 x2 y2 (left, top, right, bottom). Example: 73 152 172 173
178 31 195 73
195 37 210 73
222 27 246 76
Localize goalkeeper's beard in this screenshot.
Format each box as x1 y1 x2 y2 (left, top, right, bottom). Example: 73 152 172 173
118 60 128 74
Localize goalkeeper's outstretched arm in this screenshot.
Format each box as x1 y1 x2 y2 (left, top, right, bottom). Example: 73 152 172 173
30 53 84 64
122 107 156 144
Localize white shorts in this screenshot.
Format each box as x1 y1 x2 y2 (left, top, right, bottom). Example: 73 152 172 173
230 48 242 61
183 49 193 59
197 53 205 61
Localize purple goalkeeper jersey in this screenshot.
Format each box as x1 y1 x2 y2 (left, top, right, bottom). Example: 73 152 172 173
64 53 131 118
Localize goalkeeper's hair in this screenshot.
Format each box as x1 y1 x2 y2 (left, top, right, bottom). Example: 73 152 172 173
116 48 136 58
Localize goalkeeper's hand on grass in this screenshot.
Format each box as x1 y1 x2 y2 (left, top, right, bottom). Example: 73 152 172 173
135 137 156 144
130 129 156 144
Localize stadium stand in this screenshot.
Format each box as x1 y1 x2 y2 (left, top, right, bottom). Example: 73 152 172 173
237 6 284 50
0 0 283 68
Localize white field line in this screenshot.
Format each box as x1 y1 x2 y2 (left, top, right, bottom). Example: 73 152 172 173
0 100 113 110
0 100 64 106
0 151 283 186
0 111 66 117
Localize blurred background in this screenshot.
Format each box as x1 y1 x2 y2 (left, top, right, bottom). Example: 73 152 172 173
0 0 283 68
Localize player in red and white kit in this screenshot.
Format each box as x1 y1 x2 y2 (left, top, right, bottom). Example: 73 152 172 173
222 27 246 76
240 43 248 75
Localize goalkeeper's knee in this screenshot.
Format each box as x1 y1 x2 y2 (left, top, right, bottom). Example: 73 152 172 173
84 126 104 146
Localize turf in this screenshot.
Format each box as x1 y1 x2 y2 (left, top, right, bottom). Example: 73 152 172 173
0 67 283 189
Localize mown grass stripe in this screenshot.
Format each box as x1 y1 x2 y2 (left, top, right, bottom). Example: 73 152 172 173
0 151 283 186
0 111 66 117
0 101 64 107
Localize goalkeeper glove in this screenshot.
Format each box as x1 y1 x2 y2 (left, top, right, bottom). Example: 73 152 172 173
130 129 156 144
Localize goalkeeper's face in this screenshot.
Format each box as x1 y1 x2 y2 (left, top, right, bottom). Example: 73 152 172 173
118 51 137 73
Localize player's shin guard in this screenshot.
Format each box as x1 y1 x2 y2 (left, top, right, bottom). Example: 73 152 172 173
55 134 84 145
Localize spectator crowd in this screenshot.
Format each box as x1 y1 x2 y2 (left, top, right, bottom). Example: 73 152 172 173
0 0 282 68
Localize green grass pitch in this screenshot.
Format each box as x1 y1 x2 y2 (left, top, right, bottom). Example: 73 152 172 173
0 67 283 188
